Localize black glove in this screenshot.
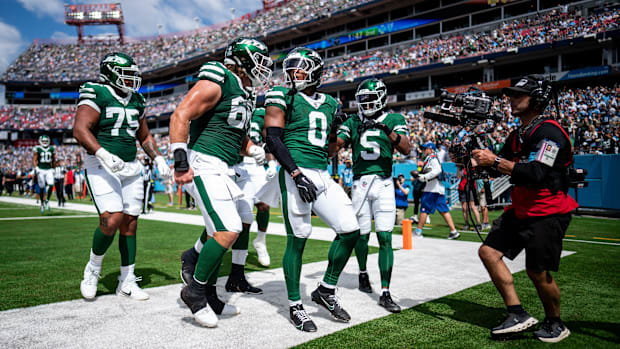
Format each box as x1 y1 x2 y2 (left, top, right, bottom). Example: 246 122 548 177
293 171 318 203
358 119 392 135
330 110 349 133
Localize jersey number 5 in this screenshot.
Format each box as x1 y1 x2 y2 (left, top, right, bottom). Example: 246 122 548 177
361 130 381 160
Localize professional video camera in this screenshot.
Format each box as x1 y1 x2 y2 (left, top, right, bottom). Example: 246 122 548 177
423 88 503 127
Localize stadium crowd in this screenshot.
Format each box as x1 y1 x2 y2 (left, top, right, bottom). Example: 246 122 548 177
2 0 371 82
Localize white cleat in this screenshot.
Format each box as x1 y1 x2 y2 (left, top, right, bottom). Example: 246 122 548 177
116 275 150 300
253 238 271 267
195 306 219 327
220 303 241 315
80 262 100 300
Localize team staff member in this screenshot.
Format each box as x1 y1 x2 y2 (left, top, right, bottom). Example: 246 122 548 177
473 75 578 343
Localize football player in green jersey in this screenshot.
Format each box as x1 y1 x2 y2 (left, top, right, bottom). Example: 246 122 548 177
171 37 272 328
32 135 56 213
336 78 411 313
259 47 361 332
73 52 172 301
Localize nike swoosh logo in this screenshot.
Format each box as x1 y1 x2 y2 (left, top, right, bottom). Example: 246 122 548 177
321 297 335 311
120 290 131 297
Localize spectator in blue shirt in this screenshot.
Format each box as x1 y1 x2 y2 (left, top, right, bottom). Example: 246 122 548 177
339 159 354 198
394 174 410 225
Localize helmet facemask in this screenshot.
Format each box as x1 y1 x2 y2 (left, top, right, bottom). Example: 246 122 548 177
39 135 50 147
246 47 273 88
100 53 142 94
283 48 323 91
356 88 386 118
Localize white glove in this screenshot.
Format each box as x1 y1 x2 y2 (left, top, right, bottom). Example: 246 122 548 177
248 144 266 166
265 160 278 180
154 155 172 178
95 148 125 173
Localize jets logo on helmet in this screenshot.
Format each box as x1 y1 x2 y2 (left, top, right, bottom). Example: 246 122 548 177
224 37 273 88
39 135 50 147
356 78 387 118
100 52 142 94
283 47 324 91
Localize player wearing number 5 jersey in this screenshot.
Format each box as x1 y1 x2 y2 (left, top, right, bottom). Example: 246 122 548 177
259 47 360 332
73 52 171 302
336 78 411 313
171 38 272 328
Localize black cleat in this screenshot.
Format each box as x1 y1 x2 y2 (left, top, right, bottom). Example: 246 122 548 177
225 274 263 294
180 248 199 286
378 291 401 313
491 312 538 337
534 318 570 343
311 287 351 322
358 272 372 293
289 304 317 332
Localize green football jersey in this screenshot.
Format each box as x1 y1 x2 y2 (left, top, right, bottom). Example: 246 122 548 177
249 108 265 145
338 113 409 177
189 61 254 166
34 145 55 170
78 82 145 162
264 86 339 169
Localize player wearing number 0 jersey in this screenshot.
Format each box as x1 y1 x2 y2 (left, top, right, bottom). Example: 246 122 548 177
258 47 360 332
171 37 272 328
33 135 55 213
74 52 172 302
336 78 411 313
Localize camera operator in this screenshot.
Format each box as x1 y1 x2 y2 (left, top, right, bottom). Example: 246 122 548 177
413 142 459 239
472 75 578 343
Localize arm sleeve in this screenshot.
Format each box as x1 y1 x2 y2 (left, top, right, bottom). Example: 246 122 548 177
510 124 570 186
265 127 299 175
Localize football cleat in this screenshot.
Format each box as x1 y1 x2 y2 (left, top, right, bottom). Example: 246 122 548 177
80 262 100 300
225 274 263 294
448 231 461 240
290 304 317 332
358 272 372 293
180 248 199 286
534 318 570 343
253 237 271 267
491 312 538 336
206 285 240 315
378 291 401 313
116 275 149 300
180 285 218 328
311 287 351 322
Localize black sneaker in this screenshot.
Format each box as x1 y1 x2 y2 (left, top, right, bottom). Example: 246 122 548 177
289 304 317 332
491 312 539 336
534 318 570 343
378 291 401 313
447 231 461 240
358 272 372 293
225 274 263 294
311 287 351 322
180 248 199 286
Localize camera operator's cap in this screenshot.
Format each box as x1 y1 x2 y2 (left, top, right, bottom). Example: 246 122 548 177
503 75 541 96
421 141 436 150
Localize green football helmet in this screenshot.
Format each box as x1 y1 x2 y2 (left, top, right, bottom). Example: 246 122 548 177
356 78 387 118
224 37 272 88
99 52 142 94
283 47 324 91
38 135 50 147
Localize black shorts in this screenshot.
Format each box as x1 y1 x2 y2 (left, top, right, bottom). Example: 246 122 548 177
483 209 571 272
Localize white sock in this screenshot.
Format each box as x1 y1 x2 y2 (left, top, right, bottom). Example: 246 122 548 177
193 275 207 285
256 230 267 241
320 280 336 289
289 299 302 307
231 249 248 265
359 270 367 274
89 249 104 269
382 288 389 295
119 264 135 281
194 238 204 253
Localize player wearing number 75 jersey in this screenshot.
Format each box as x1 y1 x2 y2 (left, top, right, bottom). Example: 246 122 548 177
73 52 172 302
335 78 411 313
258 47 360 332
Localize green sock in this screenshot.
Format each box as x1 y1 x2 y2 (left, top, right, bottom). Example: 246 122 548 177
323 230 360 286
377 231 393 288
355 233 369 271
207 256 223 285
194 238 227 283
92 227 114 256
283 235 307 301
256 209 270 231
119 234 136 266
232 225 250 250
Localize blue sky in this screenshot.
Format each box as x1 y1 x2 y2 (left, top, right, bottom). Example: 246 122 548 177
0 0 263 73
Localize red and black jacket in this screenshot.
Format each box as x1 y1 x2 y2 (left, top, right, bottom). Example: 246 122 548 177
499 118 578 219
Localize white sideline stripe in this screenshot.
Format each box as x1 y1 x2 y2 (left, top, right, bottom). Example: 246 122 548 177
458 230 620 246
0 215 96 221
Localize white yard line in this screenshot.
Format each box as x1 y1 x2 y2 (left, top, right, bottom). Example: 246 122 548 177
0 215 96 221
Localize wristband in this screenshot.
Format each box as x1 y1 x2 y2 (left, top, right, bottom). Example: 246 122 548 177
170 142 187 152
173 149 189 172
492 156 502 170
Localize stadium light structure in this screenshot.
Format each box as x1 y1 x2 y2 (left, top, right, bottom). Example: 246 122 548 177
64 3 125 44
